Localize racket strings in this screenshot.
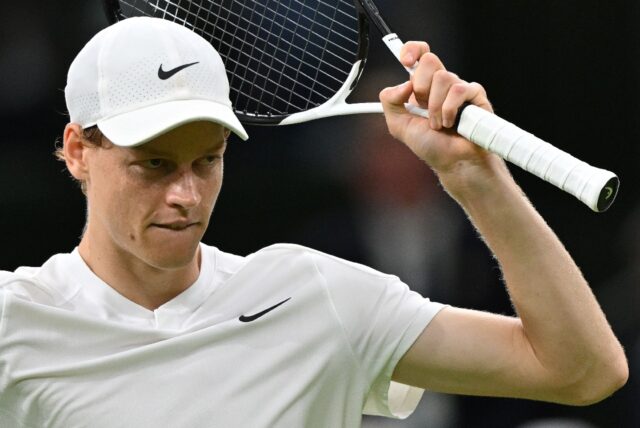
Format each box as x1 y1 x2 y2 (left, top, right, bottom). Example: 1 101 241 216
114 0 362 117
291 0 340 108
197 0 357 87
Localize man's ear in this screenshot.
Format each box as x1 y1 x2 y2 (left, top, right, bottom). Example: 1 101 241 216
63 123 90 182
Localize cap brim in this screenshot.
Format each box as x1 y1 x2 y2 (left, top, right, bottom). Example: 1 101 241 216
97 99 249 147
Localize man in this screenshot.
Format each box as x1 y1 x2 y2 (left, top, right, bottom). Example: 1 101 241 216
0 16 627 427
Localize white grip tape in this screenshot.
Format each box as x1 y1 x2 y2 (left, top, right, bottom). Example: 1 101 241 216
457 105 616 211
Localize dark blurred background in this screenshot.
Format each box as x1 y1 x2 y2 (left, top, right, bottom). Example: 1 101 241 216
0 1 638 427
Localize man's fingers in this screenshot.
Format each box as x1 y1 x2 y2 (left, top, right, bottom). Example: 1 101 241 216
399 41 430 68
379 81 416 143
427 70 460 130
379 81 413 112
411 53 446 107
441 82 491 128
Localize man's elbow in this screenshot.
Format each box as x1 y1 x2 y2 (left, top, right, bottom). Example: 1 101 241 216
560 350 629 406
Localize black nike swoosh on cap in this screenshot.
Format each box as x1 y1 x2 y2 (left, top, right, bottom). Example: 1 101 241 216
157 61 200 80
239 297 291 323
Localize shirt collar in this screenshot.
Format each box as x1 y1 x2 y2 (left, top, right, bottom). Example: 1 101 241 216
68 243 216 326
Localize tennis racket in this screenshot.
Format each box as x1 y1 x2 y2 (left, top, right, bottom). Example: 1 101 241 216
102 0 619 212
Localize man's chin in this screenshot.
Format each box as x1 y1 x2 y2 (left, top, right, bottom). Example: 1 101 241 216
142 225 205 268
144 243 201 271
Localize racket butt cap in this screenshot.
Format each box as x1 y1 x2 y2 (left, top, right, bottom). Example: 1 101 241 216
595 176 620 212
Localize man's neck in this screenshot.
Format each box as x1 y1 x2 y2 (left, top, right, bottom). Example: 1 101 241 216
77 236 201 311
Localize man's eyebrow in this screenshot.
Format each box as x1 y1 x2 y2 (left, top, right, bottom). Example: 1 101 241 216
131 142 227 156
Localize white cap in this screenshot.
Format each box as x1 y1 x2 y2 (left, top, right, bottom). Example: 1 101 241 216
65 17 248 146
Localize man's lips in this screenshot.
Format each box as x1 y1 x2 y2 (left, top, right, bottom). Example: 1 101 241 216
150 221 199 231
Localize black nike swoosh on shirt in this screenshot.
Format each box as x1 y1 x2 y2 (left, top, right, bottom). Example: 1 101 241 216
157 61 199 80
239 297 291 323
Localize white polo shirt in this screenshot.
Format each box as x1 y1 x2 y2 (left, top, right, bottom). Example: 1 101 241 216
0 243 445 427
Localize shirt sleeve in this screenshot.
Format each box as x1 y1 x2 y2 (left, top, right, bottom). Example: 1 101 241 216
311 251 446 419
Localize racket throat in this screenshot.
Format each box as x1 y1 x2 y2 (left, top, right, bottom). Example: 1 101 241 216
279 60 383 125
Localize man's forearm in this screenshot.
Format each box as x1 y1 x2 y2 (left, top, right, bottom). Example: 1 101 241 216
439 155 628 403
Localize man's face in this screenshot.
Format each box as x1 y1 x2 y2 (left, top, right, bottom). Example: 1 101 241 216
83 121 228 270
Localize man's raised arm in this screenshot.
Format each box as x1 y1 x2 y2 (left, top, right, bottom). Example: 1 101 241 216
379 41 628 405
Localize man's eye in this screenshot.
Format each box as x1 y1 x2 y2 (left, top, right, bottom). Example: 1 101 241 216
199 155 220 165
143 159 165 169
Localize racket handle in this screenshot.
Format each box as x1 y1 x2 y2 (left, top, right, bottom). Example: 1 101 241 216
457 104 618 212
406 103 619 211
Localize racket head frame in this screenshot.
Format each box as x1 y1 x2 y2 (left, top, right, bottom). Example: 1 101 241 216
103 0 123 24
102 0 373 126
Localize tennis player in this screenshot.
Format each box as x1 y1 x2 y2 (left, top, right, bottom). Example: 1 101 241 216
0 17 627 427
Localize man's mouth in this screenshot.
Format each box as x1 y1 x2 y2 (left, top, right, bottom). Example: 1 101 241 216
151 222 199 231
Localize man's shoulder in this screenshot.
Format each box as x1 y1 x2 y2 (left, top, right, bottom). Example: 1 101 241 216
201 242 398 302
0 252 78 305
201 243 319 270
245 243 395 282
0 270 15 286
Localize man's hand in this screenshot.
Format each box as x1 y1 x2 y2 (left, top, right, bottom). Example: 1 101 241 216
379 42 497 180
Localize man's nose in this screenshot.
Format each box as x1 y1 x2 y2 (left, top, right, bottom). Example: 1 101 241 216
166 171 201 209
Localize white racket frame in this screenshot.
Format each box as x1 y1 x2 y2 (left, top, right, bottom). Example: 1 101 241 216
279 60 383 125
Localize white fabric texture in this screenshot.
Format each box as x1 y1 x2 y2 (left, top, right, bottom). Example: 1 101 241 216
0 243 445 427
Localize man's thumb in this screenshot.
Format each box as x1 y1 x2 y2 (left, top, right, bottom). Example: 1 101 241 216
379 81 412 111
